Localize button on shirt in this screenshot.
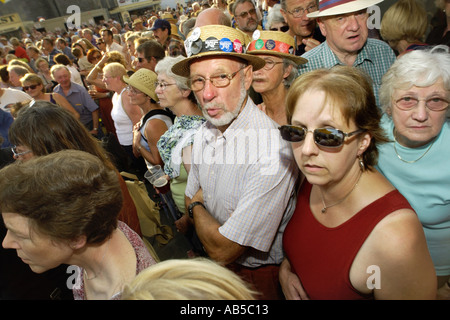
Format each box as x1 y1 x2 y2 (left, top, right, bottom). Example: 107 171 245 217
53 82 99 127
299 38 396 107
185 98 298 268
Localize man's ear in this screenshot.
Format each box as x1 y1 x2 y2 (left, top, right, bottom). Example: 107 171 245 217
317 18 327 37
243 65 253 91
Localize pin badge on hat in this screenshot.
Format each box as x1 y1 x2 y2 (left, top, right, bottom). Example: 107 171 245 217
252 30 260 41
233 39 243 53
219 38 233 52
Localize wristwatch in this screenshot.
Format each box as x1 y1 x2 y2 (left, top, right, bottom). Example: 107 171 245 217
188 201 205 219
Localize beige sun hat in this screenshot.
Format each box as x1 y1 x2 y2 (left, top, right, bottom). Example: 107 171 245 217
307 0 383 18
123 68 158 102
247 30 308 65
171 25 266 77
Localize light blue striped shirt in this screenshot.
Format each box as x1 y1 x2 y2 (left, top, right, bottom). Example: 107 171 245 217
185 98 298 268
299 38 396 107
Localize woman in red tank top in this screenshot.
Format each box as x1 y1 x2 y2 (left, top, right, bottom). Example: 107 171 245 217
278 66 436 300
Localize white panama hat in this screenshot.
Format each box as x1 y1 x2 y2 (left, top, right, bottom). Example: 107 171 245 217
307 0 384 18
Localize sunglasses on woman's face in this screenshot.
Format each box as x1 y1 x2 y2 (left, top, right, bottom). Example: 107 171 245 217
279 125 365 148
270 25 289 32
23 84 39 91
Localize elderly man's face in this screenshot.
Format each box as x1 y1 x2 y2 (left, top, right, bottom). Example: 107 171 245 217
234 2 259 34
281 0 317 38
318 9 369 56
52 68 72 89
189 57 252 131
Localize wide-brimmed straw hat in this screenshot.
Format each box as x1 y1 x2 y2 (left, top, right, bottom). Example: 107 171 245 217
307 0 383 18
247 30 308 65
123 68 158 102
171 25 266 77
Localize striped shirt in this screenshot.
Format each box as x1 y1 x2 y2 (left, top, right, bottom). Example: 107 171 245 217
185 98 298 268
299 38 396 107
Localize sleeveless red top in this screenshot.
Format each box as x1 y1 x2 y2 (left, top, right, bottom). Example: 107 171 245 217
283 182 413 300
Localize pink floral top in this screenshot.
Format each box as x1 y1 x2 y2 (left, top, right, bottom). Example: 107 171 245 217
72 221 156 300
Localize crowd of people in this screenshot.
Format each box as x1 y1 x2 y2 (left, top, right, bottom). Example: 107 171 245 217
0 0 449 301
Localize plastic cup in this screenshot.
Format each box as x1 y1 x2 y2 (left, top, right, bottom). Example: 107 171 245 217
144 168 164 184
153 176 170 194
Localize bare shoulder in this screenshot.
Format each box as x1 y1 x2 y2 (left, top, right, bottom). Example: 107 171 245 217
352 208 436 299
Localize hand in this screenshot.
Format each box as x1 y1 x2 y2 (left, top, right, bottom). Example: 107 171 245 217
279 258 310 300
302 37 321 52
89 128 98 136
175 214 192 234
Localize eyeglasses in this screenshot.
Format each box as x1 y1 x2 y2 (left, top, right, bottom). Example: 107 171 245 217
394 96 449 112
11 146 32 157
22 84 39 91
263 58 283 71
155 82 177 91
270 25 289 32
279 125 365 148
235 8 257 19
189 66 246 92
286 3 318 18
126 85 144 95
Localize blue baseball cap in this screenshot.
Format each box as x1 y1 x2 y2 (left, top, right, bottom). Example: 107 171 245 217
150 19 171 34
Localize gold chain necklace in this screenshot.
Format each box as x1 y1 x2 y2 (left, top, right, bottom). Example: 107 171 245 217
393 130 435 164
319 171 362 214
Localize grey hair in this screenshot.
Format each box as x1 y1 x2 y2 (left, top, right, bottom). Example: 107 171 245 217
283 58 299 87
267 4 285 29
379 45 450 114
155 56 190 90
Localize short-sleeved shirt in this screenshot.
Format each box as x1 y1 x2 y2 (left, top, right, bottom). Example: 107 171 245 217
53 82 99 127
299 38 396 107
185 98 298 268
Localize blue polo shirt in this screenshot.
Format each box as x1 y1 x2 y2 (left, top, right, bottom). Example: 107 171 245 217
53 82 98 127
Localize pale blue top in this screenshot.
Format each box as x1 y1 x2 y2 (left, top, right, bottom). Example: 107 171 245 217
376 114 450 276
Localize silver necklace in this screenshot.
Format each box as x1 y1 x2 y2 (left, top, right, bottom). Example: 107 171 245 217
393 132 435 164
319 171 362 214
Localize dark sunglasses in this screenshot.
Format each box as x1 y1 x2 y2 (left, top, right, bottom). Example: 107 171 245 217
270 25 289 32
23 84 39 91
137 57 147 63
279 125 365 148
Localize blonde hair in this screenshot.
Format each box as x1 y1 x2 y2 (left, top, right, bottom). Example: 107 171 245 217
103 62 127 78
122 258 257 300
380 0 428 43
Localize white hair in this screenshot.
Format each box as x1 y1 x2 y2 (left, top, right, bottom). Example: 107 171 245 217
379 45 450 113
